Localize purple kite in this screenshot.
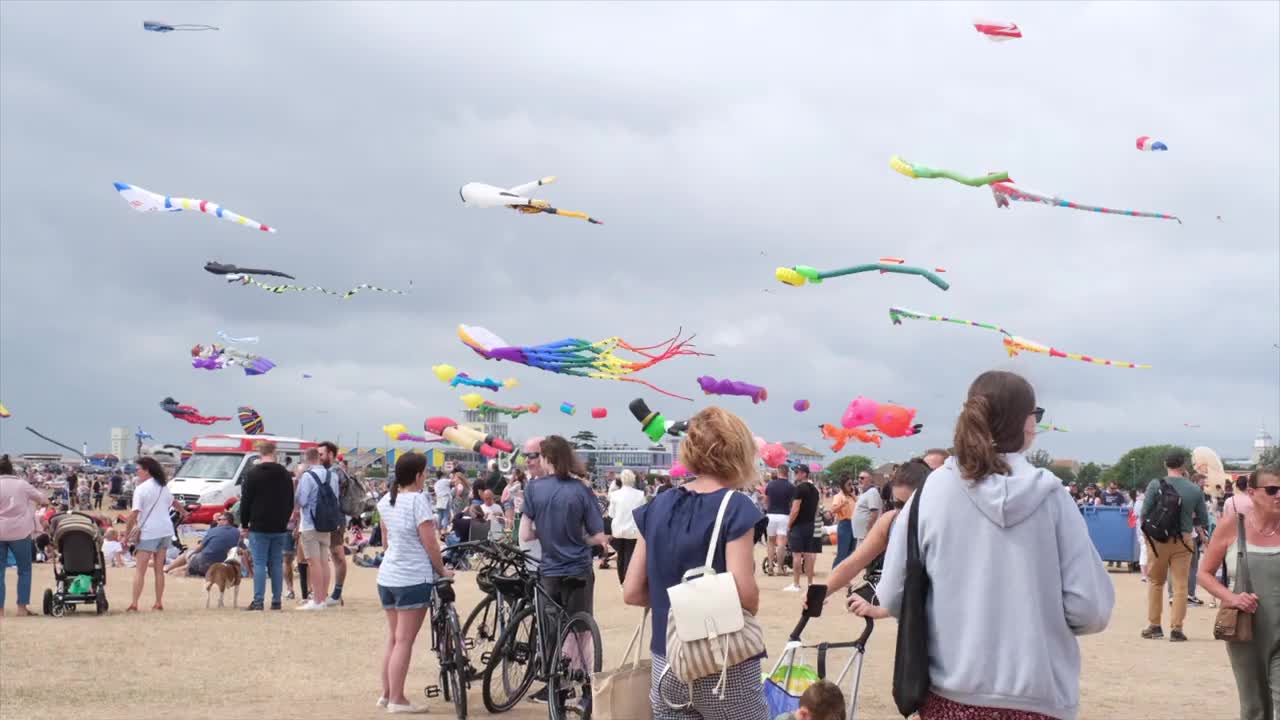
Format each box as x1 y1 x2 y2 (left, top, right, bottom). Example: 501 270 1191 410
696 376 768 404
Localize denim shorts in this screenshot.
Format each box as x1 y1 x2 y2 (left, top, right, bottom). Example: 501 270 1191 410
377 582 434 610
135 536 171 554
283 532 297 556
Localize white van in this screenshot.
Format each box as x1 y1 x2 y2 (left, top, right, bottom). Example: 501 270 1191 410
168 434 317 509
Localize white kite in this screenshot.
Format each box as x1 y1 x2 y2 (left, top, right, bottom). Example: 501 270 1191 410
458 176 602 224
113 182 277 233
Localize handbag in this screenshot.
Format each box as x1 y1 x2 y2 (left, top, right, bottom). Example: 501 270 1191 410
127 481 163 546
660 490 766 703
891 478 931 717
593 609 653 720
1213 516 1254 643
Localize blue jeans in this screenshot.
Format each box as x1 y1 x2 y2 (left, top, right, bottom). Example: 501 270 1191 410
249 532 286 604
0 538 34 608
833 520 854 569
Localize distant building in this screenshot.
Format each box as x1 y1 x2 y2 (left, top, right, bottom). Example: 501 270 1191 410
110 427 131 460
780 442 824 469
1052 458 1082 475
1251 426 1275 465
577 442 673 477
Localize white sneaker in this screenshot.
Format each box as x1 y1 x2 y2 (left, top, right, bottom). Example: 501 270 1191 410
296 600 325 611
782 584 802 592
376 697 389 708
386 703 429 714
324 597 342 608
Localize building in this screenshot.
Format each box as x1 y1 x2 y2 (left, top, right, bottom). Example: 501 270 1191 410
110 427 131 460
577 442 673 477
1251 426 1275 465
780 442 824 469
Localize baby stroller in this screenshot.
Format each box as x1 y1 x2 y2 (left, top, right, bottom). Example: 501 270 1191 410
42 512 108 616
764 592 874 720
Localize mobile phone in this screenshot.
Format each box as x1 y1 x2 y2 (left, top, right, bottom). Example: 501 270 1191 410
805 584 828 618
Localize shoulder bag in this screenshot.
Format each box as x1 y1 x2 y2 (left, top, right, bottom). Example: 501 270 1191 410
128 481 163 546
1213 515 1253 642
891 478 931 716
594 609 653 720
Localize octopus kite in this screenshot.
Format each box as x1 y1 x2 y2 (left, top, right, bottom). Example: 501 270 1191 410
459 176 602 224
696 376 768 403
425 417 514 458
461 394 541 418
191 344 276 376
890 156 1009 187
820 423 883 451
776 260 949 291
160 397 230 425
238 406 266 435
990 180 1181 223
114 182 276 232
432 364 516 392
458 324 709 400
889 306 1152 368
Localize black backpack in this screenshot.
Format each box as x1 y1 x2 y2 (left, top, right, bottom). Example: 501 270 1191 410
308 469 345 533
1140 478 1185 556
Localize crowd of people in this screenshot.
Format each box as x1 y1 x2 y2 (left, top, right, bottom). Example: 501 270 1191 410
1 369 1278 718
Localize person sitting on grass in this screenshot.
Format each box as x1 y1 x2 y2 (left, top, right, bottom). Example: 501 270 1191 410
164 513 239 577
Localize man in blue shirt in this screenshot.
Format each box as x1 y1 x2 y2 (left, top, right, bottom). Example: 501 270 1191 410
164 513 240 577
764 470 795 575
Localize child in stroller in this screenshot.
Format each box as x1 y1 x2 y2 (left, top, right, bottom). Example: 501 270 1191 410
42 512 109 616
764 586 874 720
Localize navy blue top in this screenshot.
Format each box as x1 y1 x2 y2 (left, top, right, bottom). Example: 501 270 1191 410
524 475 604 577
633 486 763 657
198 525 240 564
764 478 795 515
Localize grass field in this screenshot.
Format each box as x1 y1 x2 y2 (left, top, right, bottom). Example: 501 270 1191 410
0 543 1236 720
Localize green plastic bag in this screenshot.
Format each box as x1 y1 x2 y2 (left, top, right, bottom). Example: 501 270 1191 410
68 574 94 595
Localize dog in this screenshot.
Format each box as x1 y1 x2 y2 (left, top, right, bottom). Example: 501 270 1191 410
205 548 242 609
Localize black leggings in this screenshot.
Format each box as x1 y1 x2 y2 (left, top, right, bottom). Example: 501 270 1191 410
610 538 637 586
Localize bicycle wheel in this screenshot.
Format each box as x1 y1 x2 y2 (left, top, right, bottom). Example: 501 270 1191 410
481 605 539 713
462 592 500 671
438 604 469 720
548 611 603 720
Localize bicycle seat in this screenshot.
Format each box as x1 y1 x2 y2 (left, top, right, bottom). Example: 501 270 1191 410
435 577 455 587
491 575 525 596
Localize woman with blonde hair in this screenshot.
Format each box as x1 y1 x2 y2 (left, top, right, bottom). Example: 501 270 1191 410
624 406 767 719
607 469 646 585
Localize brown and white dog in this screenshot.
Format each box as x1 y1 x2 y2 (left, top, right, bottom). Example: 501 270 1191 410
205 548 242 609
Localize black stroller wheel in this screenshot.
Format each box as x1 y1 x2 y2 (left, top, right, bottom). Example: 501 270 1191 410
42 589 53 615
96 594 108 615
51 602 66 618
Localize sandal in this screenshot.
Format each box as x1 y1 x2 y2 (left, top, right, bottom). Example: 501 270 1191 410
126 605 139 612
151 603 164 611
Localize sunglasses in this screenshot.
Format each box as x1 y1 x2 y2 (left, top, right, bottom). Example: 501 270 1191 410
1033 407 1046 423
1261 485 1280 497
525 453 541 460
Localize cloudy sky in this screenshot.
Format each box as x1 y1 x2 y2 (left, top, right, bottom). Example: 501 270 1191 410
1 1 1277 466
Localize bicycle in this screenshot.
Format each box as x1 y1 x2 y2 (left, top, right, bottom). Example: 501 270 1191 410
459 542 527 679
423 577 471 719
480 547 603 719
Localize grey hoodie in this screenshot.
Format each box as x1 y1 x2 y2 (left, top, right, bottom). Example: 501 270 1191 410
877 454 1114 720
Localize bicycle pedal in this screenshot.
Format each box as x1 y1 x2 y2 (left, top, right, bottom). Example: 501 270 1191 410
480 651 493 665
424 685 441 699
464 638 476 650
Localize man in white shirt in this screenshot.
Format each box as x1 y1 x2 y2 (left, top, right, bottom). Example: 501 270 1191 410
851 470 882 553
433 470 452 530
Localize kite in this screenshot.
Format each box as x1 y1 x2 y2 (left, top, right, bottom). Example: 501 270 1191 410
460 393 541 418
973 19 1021 41
629 398 689 443
1136 136 1168 152
0 403 9 418
205 261 294 280
237 406 265 435
890 155 1009 187
25 427 87 460
143 21 219 32
160 397 230 425
191 344 276 376
758 441 787 468
775 262 949 291
381 423 443 444
840 396 923 438
560 402 576 416
990 179 1181 223
820 423 883 452
135 427 154 441
424 417 514 458
459 176 602 224
301 373 313 379
591 408 607 419
431 364 516 392
113 182 276 233
696 376 767 404
459 324 709 401
889 306 1153 368
220 274 408 299
1036 423 1069 434
793 399 810 412
215 331 260 344
1184 423 1201 429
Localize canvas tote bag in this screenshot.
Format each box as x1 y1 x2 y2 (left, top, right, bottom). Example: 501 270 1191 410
593 609 653 720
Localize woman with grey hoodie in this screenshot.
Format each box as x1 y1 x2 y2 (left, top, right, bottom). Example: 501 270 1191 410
877 370 1114 720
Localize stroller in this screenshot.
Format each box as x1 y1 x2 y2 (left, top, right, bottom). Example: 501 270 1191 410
42 512 108 616
764 593 874 720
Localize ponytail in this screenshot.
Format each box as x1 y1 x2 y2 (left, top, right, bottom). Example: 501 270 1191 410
954 395 1008 481
953 370 1036 482
389 482 399 507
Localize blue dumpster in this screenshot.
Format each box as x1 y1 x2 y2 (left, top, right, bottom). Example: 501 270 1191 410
1081 505 1138 565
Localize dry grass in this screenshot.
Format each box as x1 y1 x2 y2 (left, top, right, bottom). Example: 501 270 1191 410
0 547 1235 720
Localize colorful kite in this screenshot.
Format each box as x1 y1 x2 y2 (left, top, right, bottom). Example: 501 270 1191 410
0 403 9 419
114 182 276 233
191 344 275 376
775 262 949 291
890 156 1009 187
160 397 230 425
238 406 265 435
1036 423 1069 434
461 393 541 418
820 423 882 451
459 176 602 224
458 324 708 401
990 180 1181 223
382 423 443 444
431 364 516 392
629 398 689 443
793 399 810 412
143 21 219 32
591 408 607 419
1136 136 1168 152
135 427 154 442
888 306 1152 368
560 402 576 416
696 376 767 404
205 261 294 280
840 396 923 438
221 274 407 299
973 20 1021 41
424 417 514 458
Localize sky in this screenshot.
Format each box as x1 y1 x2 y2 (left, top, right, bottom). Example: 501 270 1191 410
1 1 1277 467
